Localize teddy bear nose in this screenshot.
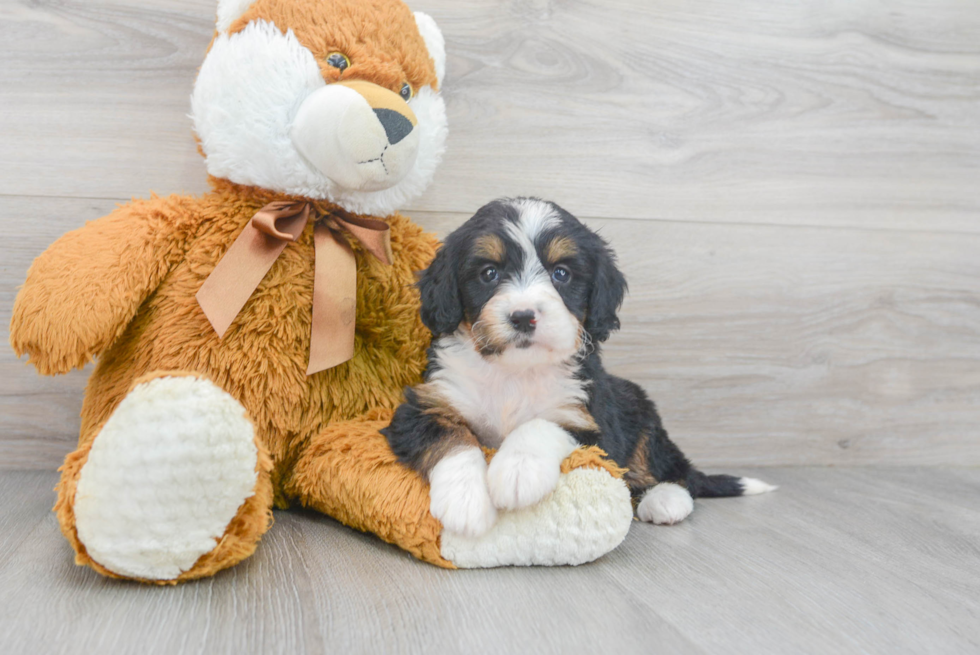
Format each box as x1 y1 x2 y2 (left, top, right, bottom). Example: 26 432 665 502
373 108 414 145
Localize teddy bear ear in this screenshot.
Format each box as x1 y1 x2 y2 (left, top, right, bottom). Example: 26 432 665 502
215 0 254 33
413 11 446 87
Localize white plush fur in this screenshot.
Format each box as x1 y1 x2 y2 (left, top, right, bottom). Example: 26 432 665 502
740 477 778 495
428 447 497 538
73 376 258 580
290 84 420 191
442 468 633 568
413 11 446 86
191 19 448 217
487 419 579 510
637 482 695 525
215 0 253 33
427 334 593 448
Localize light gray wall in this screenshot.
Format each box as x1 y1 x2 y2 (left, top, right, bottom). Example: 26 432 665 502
2 0 978 469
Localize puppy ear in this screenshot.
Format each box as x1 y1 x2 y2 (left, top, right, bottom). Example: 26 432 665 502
584 239 627 343
418 244 463 336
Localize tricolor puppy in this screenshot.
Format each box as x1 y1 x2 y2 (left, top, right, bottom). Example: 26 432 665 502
383 198 775 537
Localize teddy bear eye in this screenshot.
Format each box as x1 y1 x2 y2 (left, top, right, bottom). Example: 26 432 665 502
400 83 413 101
326 53 350 71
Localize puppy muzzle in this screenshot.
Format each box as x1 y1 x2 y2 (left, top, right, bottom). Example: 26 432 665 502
290 80 420 192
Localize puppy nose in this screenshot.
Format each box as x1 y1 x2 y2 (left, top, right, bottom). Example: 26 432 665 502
373 108 414 145
509 310 537 334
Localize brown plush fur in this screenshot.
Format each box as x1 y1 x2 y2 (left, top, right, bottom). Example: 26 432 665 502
11 176 444 577
230 0 439 93
10 0 626 581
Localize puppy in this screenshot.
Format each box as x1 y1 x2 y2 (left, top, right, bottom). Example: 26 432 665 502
382 198 775 537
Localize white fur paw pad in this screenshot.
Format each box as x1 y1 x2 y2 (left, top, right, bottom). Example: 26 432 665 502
74 376 258 581
637 483 694 525
429 448 497 538
486 449 561 511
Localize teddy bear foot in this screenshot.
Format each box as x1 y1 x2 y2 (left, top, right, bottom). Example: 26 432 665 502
72 375 264 581
439 466 634 568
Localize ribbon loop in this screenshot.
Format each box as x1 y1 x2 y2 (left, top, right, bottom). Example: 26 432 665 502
251 201 310 242
196 200 393 375
330 213 393 266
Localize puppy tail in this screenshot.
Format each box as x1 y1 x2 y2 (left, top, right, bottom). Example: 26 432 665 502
688 471 778 498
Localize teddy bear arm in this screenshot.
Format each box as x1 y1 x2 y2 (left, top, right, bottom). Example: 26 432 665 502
10 198 193 375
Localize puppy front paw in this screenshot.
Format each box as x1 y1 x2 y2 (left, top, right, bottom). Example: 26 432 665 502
428 448 497 538
487 448 562 510
486 418 578 511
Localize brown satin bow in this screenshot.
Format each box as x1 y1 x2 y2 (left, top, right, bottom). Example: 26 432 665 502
196 200 393 375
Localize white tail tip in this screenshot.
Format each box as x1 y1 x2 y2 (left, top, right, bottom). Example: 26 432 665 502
739 477 778 495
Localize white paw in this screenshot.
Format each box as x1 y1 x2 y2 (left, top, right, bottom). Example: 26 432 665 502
74 376 258 580
487 448 561 510
637 482 694 525
428 448 497 538
486 418 578 511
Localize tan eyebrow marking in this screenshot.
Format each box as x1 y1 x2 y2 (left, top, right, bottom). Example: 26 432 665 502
473 234 505 262
544 235 578 265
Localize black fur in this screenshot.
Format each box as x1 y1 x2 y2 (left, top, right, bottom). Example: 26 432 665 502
417 239 463 336
392 197 748 500
571 349 742 499
381 387 451 475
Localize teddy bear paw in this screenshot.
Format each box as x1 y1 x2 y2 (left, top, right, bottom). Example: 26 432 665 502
440 466 634 568
73 375 258 580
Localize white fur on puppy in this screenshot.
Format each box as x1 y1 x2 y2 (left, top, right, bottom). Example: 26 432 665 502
487 418 579 511
637 482 694 525
428 447 497 538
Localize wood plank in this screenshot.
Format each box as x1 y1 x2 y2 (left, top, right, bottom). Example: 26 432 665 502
0 0 212 199
2 0 979 231
1 468 978 654
603 467 980 654
4 197 978 469
0 470 700 655
0 197 121 469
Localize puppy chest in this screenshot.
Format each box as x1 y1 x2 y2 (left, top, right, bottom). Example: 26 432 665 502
433 364 586 448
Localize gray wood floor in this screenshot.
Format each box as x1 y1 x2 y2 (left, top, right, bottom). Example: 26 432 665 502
1 467 978 655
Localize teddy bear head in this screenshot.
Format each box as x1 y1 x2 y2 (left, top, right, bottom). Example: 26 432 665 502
191 0 447 216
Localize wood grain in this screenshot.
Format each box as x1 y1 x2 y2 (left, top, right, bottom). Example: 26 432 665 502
1 0 979 231
4 198 980 469
1 468 978 654
2 1 979 468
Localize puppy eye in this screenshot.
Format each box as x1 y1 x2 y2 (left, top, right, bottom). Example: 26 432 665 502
400 83 413 101
326 53 350 71
480 266 499 283
551 265 571 284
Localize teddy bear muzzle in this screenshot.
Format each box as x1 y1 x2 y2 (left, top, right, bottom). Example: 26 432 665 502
290 79 420 192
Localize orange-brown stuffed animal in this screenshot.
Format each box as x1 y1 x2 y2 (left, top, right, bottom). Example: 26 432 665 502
10 0 632 583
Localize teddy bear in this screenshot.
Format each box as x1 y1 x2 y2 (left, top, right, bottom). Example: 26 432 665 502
10 0 633 583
